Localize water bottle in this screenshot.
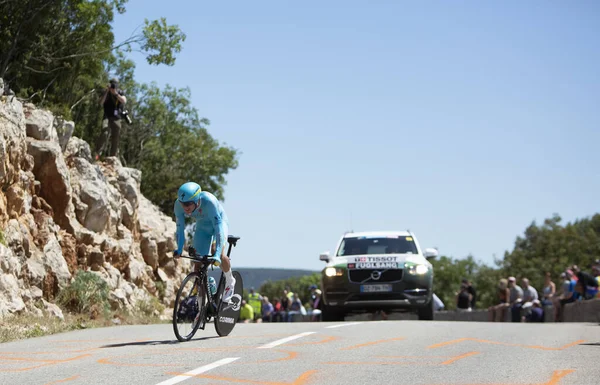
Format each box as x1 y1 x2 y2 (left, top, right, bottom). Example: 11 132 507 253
208 276 217 295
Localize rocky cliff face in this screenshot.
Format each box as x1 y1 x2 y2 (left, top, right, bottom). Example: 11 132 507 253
0 95 191 319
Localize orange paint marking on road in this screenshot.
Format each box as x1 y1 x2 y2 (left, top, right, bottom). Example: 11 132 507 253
252 350 299 364
340 337 405 350
544 370 575 385
325 351 479 366
97 351 185 368
0 354 91 372
165 369 317 385
377 355 453 358
428 338 585 351
440 351 480 365
325 359 426 366
43 375 81 385
0 346 100 355
422 369 575 385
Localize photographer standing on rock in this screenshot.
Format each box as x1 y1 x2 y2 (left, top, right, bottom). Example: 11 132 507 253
96 78 127 159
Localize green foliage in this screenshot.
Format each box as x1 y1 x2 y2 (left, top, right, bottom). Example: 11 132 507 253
57 270 110 314
431 255 504 310
432 213 600 311
0 0 184 128
119 81 239 213
135 296 165 317
1 0 238 216
258 273 321 307
499 213 600 296
155 281 166 299
141 18 187 66
0 229 6 246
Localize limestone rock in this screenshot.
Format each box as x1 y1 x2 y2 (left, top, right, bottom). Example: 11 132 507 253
25 106 58 143
64 136 93 162
27 139 74 231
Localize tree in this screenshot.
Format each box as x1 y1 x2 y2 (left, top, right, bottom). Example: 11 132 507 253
431 213 600 311
258 273 321 308
1 0 185 118
499 213 600 294
117 81 239 213
431 255 480 310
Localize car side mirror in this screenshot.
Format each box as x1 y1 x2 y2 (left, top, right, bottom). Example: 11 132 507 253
319 251 330 262
424 248 439 260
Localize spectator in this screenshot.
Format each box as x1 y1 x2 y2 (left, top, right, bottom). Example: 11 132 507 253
271 299 283 322
310 289 323 321
280 290 290 322
261 296 274 322
556 270 577 321
97 78 127 158
285 286 295 300
521 278 538 302
488 278 510 322
523 299 544 323
541 272 556 306
575 267 599 299
239 300 254 323
287 293 303 322
247 288 262 322
508 276 524 322
520 278 538 319
462 279 477 309
309 284 318 302
593 265 600 299
456 283 472 312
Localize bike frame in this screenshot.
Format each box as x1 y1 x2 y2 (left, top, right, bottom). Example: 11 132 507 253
173 235 241 341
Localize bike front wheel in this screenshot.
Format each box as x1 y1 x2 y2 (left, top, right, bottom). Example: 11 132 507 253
173 272 206 342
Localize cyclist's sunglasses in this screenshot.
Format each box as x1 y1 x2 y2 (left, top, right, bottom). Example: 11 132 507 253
180 200 196 208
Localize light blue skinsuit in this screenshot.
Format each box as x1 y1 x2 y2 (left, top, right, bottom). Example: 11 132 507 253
174 191 229 260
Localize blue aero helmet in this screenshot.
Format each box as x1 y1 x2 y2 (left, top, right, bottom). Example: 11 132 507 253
178 182 201 208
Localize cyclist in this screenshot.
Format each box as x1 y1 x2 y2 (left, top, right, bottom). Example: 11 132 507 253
173 181 236 303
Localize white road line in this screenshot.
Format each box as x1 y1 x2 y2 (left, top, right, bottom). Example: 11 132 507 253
257 331 317 349
155 357 239 385
325 322 363 329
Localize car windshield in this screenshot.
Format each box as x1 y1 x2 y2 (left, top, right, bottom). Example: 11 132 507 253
336 236 418 256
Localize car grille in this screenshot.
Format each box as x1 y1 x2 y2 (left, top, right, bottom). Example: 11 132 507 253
348 269 403 283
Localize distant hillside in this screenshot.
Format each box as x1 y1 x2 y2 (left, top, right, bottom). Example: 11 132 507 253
207 267 320 291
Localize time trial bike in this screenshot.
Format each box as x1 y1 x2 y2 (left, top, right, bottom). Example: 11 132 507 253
172 235 244 342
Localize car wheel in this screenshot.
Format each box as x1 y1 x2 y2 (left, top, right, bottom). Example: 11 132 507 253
418 300 434 321
322 305 345 322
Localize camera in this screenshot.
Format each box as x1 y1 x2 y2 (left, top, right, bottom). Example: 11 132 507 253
121 109 132 125
110 83 117 89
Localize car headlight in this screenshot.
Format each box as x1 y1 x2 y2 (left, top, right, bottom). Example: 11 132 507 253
325 267 343 277
408 264 429 275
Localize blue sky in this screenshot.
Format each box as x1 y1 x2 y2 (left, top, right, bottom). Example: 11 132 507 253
112 1 599 271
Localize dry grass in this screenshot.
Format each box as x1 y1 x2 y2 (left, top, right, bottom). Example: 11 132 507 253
1 272 172 344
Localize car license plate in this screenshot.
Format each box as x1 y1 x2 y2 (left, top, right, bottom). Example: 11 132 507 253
356 262 399 269
360 284 393 293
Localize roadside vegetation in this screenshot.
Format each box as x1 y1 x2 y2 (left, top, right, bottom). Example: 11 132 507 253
1 271 169 343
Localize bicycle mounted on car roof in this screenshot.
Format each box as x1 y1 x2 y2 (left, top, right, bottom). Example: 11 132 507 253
172 235 244 342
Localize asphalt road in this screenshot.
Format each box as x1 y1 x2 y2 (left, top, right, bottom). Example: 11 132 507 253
1 320 598 385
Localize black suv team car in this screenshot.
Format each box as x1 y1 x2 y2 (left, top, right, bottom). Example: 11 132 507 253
319 231 438 321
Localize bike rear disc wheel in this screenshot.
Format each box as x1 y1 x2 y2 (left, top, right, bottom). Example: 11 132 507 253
173 273 205 342
214 271 244 337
